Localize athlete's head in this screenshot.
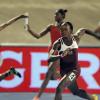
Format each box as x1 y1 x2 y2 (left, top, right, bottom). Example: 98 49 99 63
60 22 73 37
55 9 67 22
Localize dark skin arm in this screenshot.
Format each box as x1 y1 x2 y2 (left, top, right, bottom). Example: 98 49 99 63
85 29 100 40
73 28 85 44
26 24 51 39
48 40 61 62
0 14 27 31
74 28 100 43
74 28 100 44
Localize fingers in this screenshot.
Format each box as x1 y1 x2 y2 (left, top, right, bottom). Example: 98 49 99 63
24 24 28 31
24 13 29 24
21 12 29 18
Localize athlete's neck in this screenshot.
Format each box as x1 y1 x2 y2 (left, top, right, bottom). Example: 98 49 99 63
55 21 63 27
62 35 73 46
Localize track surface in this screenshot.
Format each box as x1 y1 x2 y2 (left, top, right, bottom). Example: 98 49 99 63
0 93 100 100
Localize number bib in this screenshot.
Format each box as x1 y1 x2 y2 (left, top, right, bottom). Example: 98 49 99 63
68 72 76 81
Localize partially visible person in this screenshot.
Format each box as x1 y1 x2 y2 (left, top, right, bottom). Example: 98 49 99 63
0 14 27 31
0 13 27 81
25 9 68 79
24 9 67 100
75 22 100 40
94 22 100 39
29 10 100 100
25 9 67 42
49 22 98 100
0 67 21 81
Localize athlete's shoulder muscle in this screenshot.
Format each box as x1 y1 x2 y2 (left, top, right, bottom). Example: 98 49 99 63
53 38 61 50
39 24 52 37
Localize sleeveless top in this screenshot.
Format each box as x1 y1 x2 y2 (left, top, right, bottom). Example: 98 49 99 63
50 25 61 45
59 37 78 53
57 37 78 63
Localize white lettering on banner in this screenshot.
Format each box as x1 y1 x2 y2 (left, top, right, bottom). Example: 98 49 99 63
0 51 25 88
79 53 100 89
31 52 100 89
0 50 99 89
0 69 25 88
30 52 59 88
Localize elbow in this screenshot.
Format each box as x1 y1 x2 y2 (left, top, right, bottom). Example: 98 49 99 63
48 55 52 63
37 34 43 39
36 36 40 39
31 35 40 39
48 57 53 63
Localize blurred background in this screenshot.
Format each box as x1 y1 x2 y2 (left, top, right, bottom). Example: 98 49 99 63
0 0 100 46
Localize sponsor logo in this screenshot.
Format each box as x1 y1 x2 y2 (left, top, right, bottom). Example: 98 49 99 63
0 46 99 93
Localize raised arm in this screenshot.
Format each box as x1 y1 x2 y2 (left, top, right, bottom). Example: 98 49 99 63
74 28 86 44
26 24 51 39
74 27 100 44
85 29 100 40
0 14 27 31
93 25 100 39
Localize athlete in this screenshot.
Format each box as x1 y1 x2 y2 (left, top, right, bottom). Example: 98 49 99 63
0 14 28 31
0 67 21 81
24 9 99 100
25 9 68 100
0 13 27 80
49 22 98 100
32 23 99 100
32 27 99 100
25 9 68 80
90 21 100 39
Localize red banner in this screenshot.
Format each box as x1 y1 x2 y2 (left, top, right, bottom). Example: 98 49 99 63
0 46 100 93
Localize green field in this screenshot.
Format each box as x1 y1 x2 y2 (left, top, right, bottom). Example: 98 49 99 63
0 0 100 46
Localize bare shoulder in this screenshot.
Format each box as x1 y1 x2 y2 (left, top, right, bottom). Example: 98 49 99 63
45 24 53 31
53 38 61 50
46 23 57 32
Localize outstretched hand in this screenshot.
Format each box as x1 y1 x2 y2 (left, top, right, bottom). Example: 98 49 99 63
20 12 29 18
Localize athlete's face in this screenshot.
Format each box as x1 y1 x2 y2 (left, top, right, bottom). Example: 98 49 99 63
60 24 71 37
54 12 64 22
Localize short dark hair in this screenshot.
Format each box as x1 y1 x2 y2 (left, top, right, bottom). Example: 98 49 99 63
66 22 73 32
56 9 68 18
62 22 73 32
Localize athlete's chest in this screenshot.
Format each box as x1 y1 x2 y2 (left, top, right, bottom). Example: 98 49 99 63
50 26 61 43
59 38 78 52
